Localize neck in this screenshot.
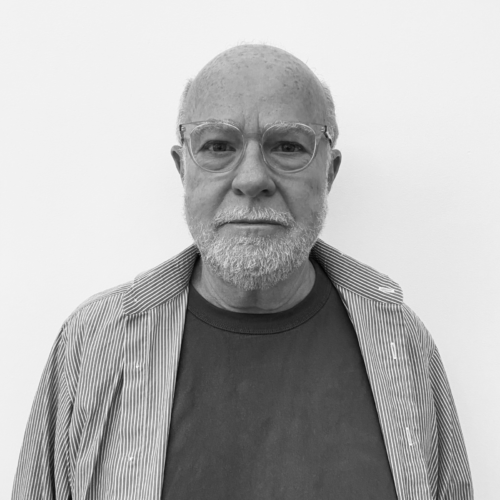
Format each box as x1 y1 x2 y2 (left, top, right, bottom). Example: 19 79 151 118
190 258 316 314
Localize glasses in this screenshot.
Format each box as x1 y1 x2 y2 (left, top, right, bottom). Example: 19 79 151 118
179 120 333 173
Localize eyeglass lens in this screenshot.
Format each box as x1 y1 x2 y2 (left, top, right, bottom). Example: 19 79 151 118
188 123 317 172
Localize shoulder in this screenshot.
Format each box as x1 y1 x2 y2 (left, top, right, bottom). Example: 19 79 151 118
67 281 132 321
401 302 436 360
313 239 435 356
56 281 133 384
312 239 403 304
61 280 132 341
61 244 199 335
54 245 197 388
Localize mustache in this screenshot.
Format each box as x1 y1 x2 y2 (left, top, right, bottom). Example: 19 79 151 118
213 207 295 228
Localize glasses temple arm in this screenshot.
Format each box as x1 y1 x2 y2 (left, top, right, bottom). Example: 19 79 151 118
323 126 334 147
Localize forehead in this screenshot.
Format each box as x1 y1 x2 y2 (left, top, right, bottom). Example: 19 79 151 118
185 51 326 129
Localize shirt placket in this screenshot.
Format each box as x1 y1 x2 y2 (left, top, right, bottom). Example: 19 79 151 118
338 289 432 500
114 310 151 499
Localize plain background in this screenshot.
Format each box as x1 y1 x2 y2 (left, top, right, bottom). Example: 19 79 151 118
1 0 499 498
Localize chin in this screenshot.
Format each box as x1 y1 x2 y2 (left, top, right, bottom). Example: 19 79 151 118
199 232 314 291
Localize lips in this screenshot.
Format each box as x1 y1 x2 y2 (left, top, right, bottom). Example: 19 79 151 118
212 208 294 228
229 220 280 225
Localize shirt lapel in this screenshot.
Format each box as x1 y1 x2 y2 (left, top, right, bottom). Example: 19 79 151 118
312 240 432 500
121 241 432 499
119 247 196 499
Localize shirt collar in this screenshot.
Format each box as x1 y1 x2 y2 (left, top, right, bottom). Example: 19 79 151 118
311 239 403 304
122 239 402 317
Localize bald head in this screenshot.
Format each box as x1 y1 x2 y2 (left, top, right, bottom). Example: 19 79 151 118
177 44 338 146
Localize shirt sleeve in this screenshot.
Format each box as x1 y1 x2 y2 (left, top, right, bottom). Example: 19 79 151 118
12 327 72 500
428 342 474 500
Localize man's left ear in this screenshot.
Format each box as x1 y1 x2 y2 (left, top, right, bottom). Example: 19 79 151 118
327 149 342 192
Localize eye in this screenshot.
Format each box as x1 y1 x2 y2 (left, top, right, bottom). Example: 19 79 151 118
201 141 236 153
271 142 306 153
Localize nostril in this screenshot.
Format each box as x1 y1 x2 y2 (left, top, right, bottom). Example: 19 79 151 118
231 171 276 197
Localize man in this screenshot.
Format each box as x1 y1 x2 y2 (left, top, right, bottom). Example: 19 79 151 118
13 44 473 499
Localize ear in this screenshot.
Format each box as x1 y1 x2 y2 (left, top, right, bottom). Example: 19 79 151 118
171 145 185 182
326 149 342 193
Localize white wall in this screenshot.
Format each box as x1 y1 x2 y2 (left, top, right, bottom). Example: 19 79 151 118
1 1 498 498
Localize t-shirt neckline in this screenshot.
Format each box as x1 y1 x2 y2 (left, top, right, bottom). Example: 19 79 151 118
187 259 332 335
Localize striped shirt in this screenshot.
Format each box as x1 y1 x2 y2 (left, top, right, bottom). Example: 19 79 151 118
12 239 473 500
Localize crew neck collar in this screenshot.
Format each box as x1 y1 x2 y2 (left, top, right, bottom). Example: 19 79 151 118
187 259 332 334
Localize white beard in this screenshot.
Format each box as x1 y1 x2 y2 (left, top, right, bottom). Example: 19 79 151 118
185 198 328 291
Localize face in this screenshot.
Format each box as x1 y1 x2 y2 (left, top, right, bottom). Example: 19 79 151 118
172 48 341 290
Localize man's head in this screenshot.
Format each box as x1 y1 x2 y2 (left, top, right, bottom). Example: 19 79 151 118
172 44 341 290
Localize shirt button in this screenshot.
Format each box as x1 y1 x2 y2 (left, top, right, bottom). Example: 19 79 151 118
135 363 142 370
128 454 135 462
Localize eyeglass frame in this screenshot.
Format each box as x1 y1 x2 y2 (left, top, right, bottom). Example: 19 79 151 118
178 120 334 174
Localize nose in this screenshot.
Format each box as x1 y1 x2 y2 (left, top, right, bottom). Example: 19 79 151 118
231 140 277 198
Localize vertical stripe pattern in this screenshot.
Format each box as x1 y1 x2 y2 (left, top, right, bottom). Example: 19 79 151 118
12 239 473 499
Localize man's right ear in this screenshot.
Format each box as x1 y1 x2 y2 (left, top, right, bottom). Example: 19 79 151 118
171 145 185 182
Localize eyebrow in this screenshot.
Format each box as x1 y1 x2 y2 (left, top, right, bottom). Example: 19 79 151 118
264 121 310 130
198 118 241 127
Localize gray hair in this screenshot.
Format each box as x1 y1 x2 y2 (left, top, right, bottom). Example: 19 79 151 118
175 76 339 151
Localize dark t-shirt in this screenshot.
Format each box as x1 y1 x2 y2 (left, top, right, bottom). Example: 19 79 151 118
162 259 398 500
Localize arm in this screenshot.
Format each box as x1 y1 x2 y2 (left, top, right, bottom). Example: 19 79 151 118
429 345 474 500
12 328 72 499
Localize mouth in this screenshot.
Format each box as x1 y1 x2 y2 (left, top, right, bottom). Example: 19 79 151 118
228 219 281 225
